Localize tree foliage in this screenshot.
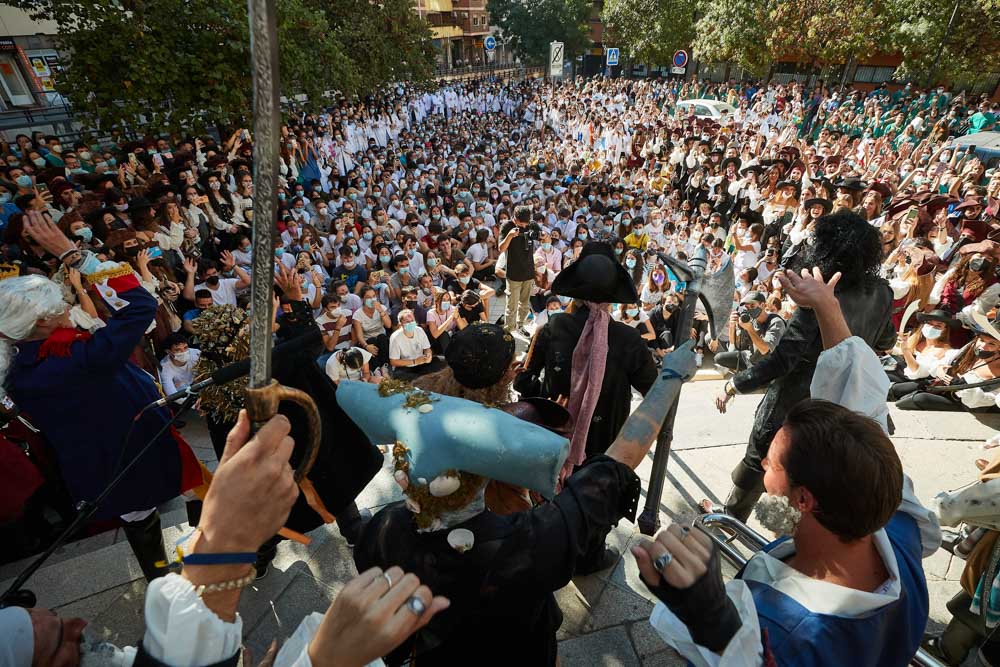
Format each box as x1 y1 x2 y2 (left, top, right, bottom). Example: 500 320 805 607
488 0 591 65
599 0 1000 83
602 0 697 65
6 0 435 134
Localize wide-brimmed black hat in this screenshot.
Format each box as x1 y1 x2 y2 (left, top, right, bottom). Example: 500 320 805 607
445 322 515 389
915 309 962 328
551 241 639 304
720 157 742 173
803 198 833 214
835 177 867 191
736 210 764 225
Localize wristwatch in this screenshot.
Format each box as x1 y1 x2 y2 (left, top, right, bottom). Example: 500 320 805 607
724 380 737 397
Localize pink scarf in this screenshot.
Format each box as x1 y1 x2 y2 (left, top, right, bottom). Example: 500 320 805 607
564 301 610 476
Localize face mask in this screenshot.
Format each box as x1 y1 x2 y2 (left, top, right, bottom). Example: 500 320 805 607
380 254 391 264
205 275 220 286
344 260 356 269
275 248 285 257
15 175 32 188
441 301 452 311
427 258 438 268
626 307 639 317
652 273 665 285
746 306 762 319
114 202 129 212
74 227 93 242
399 266 410 275
975 347 996 359
363 297 376 309
614 247 623 255
403 321 417 333
625 258 637 269
210 181 222 190
558 295 572 306
363 232 373 241
754 493 802 537
0 193 9 204
577 233 588 241
79 151 92 161
922 324 943 340
32 157 46 168
458 275 470 284
970 257 988 273
172 350 190 364
664 302 679 313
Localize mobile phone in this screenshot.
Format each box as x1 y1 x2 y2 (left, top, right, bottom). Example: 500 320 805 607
152 153 164 168
36 183 48 193
129 153 138 168
146 245 163 259
969 145 977 153
904 208 920 225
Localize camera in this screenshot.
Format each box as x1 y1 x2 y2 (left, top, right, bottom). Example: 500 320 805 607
523 227 542 242
738 305 754 324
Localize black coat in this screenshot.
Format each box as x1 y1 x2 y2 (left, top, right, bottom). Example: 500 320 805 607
354 456 641 666
732 278 896 470
520 306 657 458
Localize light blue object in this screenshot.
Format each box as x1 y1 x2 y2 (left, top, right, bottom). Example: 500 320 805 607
336 381 570 497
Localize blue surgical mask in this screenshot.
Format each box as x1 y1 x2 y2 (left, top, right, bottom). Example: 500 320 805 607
15 175 32 188
363 232 373 240
0 193 9 204
74 227 93 242
441 301 452 311
578 233 588 241
403 321 417 333
407 248 416 258
364 297 376 308
275 248 285 257
458 276 470 284
542 242 552 251
548 308 563 316
625 258 637 269
399 266 409 275
558 295 572 306
614 247 623 255
427 258 438 268
626 307 639 317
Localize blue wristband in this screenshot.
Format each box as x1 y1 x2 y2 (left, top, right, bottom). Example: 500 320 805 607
182 552 258 566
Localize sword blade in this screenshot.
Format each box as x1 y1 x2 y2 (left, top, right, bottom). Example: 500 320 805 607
246 0 281 389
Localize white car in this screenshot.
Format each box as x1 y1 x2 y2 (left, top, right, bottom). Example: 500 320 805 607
675 99 736 120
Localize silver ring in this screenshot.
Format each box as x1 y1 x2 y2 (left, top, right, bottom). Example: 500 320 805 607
382 572 394 588
405 595 426 615
653 551 674 572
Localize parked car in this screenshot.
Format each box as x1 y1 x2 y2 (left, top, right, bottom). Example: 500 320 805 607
675 99 737 120
947 131 1000 170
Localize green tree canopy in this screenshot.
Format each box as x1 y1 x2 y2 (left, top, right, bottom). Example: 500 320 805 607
488 0 591 65
602 0 697 66
7 0 435 134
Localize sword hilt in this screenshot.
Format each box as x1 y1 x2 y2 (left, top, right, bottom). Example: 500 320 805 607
246 380 321 482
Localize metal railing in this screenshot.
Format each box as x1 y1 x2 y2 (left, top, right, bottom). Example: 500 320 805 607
692 514 947 667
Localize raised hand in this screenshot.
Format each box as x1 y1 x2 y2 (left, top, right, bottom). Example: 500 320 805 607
24 209 75 257
775 267 841 310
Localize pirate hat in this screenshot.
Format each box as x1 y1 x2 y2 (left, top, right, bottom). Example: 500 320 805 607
803 198 833 214
916 309 962 328
720 157 742 173
835 177 867 191
551 241 639 304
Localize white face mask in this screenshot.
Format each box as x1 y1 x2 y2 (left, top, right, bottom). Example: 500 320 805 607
172 350 190 364
922 324 943 340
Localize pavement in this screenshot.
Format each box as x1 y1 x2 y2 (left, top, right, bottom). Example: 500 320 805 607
4 295 1000 664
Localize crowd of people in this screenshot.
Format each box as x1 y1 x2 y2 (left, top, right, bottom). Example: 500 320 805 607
2 71 1000 665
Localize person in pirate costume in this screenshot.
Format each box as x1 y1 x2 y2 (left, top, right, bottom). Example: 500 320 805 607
707 210 897 522
0 212 202 582
342 333 699 665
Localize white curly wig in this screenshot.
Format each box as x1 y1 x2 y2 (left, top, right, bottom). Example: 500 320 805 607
0 275 68 397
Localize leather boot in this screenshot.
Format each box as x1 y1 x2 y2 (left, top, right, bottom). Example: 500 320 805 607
122 511 168 583
724 462 765 523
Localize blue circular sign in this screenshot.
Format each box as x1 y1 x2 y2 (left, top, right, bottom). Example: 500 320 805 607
672 50 688 68
484 36 497 51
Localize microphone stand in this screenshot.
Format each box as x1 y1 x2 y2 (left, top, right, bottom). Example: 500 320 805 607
0 392 200 608
638 248 711 536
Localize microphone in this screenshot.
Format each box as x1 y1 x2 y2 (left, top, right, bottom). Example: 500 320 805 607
152 328 322 407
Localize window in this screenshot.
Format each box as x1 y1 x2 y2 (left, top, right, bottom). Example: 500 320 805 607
472 16 477 25
694 104 712 117
0 54 34 106
854 65 896 84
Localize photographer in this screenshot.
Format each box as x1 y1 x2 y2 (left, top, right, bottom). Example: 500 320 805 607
498 205 540 333
713 292 786 375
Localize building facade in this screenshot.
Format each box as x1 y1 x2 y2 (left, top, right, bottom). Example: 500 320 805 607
416 0 500 70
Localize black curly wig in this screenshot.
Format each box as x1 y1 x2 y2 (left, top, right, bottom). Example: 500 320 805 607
786 210 882 291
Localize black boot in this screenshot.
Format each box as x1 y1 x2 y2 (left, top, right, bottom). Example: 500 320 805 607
724 461 765 523
123 511 169 583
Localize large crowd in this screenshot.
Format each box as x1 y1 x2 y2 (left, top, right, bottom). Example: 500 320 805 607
2 73 1000 666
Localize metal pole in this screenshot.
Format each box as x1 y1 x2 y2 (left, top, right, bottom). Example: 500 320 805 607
246 0 281 393
925 0 961 90
637 247 709 535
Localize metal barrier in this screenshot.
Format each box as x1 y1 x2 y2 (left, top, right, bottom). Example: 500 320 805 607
692 514 947 667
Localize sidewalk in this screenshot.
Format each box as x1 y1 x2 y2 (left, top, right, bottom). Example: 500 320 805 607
3 295 997 661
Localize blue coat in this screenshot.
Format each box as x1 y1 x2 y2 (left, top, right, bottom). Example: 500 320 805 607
8 280 192 519
745 512 929 666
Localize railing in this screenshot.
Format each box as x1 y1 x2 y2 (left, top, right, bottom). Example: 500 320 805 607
434 64 544 81
692 514 947 667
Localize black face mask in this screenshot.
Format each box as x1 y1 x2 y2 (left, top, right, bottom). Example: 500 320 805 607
975 347 997 359
664 303 679 313
206 275 220 286
746 306 763 319
124 244 140 258
404 300 417 309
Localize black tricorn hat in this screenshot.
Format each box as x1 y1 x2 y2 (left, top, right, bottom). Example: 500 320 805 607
551 241 639 304
915 309 961 328
803 198 833 214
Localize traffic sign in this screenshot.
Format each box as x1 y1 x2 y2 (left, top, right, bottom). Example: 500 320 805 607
671 67 686 75
549 41 564 79
606 47 619 66
672 50 688 68
484 36 497 52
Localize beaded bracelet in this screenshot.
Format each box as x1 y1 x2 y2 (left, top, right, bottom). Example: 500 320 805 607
191 569 256 598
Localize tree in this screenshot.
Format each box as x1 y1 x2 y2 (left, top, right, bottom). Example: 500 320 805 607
602 0 698 66
692 0 772 76
889 0 1000 83
7 0 435 134
489 0 591 65
766 0 893 68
